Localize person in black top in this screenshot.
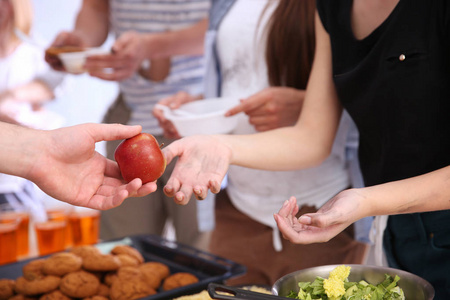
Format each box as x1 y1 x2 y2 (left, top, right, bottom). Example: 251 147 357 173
160 0 450 297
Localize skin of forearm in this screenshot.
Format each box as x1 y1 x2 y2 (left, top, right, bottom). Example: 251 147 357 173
9 80 54 104
141 19 208 59
74 0 110 47
361 165 450 216
217 125 332 171
0 122 44 179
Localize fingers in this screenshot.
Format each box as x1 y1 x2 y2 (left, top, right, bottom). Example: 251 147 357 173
85 123 142 143
225 93 268 116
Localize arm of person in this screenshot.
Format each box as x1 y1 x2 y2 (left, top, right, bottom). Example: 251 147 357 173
85 18 208 81
275 165 450 244
162 12 343 204
0 122 157 210
0 79 54 105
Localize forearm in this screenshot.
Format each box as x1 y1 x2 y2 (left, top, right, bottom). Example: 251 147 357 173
0 122 44 179
142 19 208 59
7 80 54 104
74 0 110 46
217 125 330 171
360 166 450 216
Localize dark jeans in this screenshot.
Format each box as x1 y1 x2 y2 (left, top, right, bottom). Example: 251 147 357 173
383 210 450 299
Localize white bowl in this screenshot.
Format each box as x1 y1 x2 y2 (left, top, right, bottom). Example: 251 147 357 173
158 97 240 136
58 48 109 74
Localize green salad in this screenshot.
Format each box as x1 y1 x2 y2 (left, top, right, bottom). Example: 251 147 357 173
286 265 405 300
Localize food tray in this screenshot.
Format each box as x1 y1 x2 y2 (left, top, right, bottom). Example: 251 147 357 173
0 234 247 299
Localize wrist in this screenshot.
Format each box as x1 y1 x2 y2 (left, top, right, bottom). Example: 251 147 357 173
141 32 170 60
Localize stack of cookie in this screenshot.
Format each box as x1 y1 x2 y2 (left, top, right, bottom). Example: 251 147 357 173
0 245 199 300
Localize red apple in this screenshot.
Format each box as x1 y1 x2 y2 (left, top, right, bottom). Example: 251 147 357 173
114 133 166 183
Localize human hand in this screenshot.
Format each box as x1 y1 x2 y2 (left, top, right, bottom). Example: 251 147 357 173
153 91 202 139
162 135 232 204
85 31 147 81
45 31 87 71
274 189 366 244
225 87 305 131
28 123 157 210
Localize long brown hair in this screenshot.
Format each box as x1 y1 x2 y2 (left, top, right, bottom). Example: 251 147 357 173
264 0 316 89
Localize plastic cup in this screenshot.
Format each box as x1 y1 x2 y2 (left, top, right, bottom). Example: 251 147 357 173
69 209 100 246
34 219 66 256
0 204 29 258
0 217 20 265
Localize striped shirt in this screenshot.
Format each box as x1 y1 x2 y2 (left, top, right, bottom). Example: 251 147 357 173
109 0 211 134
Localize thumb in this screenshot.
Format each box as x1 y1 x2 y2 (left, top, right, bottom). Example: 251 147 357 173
86 123 142 143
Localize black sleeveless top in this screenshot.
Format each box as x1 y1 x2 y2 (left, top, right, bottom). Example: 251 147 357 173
317 0 450 187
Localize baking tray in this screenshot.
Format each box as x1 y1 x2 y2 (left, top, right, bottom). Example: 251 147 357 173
0 234 247 299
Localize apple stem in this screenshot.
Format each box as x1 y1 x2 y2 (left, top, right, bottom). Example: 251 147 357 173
159 143 164 149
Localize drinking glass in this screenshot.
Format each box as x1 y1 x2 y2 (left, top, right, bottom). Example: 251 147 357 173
34 219 66 256
69 208 100 246
0 203 29 258
0 216 20 265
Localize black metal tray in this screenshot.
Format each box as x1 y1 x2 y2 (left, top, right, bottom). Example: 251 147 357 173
0 234 247 299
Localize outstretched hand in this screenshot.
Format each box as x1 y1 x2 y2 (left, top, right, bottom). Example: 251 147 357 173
161 135 232 204
28 123 157 210
274 190 366 244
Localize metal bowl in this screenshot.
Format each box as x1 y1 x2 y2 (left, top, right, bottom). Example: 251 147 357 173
272 264 435 300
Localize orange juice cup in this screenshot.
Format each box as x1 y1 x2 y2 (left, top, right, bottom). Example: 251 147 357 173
0 218 20 265
0 211 29 258
69 209 100 246
47 208 73 248
35 220 66 256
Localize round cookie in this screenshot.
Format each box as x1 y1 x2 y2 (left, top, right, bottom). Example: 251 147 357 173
0 279 15 300
59 270 100 298
83 296 108 300
110 245 144 264
138 267 162 290
22 259 46 281
109 267 156 300
103 272 118 287
42 252 82 276
14 276 60 296
139 262 170 281
162 272 199 291
82 254 121 272
39 290 71 300
96 284 110 298
115 254 139 267
9 295 38 300
70 245 101 259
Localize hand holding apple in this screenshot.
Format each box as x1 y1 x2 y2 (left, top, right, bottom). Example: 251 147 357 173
115 133 166 183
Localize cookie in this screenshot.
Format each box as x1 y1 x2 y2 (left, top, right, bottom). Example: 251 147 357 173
109 267 156 300
82 254 121 272
96 284 110 298
138 266 163 290
70 245 101 259
9 295 38 300
59 270 100 298
14 276 60 296
39 290 71 300
115 254 139 267
110 245 144 264
83 296 108 300
22 259 46 281
42 252 82 276
139 262 170 281
162 272 199 291
0 279 15 300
